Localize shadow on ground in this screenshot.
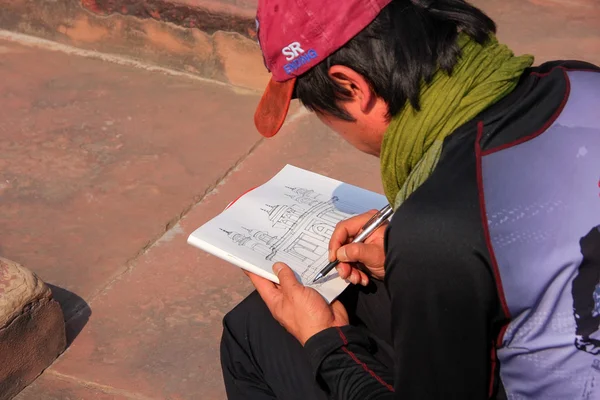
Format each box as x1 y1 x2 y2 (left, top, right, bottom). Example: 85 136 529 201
46 284 91 347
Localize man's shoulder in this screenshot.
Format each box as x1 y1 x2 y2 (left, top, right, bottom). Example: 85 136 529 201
477 59 599 153
532 60 600 74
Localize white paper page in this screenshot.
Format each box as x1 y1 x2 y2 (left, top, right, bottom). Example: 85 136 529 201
188 165 389 302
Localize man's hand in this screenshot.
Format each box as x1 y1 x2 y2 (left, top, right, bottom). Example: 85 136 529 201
329 209 387 286
247 263 349 345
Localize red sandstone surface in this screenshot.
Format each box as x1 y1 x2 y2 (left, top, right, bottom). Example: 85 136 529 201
1 0 598 398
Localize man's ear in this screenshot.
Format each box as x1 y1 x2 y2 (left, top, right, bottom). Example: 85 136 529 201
327 65 376 114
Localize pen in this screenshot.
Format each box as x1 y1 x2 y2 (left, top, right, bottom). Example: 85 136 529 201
312 204 394 283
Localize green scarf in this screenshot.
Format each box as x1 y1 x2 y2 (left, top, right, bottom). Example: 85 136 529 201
380 34 534 209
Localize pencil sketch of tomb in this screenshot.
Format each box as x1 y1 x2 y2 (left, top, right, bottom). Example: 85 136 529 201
221 186 362 283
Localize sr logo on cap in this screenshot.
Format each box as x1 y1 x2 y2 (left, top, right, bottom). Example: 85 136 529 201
282 42 318 75
282 42 304 60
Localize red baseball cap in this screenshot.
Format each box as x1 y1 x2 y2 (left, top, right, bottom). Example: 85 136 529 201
254 0 392 137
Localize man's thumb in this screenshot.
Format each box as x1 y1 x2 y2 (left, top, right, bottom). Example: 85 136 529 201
273 263 300 287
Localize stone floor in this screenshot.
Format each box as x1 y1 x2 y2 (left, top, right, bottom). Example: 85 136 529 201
2 0 599 398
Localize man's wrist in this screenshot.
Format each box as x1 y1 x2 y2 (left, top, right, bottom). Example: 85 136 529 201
300 323 349 346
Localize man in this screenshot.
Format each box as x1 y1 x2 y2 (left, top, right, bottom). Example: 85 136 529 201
220 0 600 398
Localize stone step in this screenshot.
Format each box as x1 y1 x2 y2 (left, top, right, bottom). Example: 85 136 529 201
0 0 268 91
1 0 598 93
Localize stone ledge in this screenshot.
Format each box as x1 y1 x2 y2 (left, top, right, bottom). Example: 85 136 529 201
0 258 66 400
80 0 257 38
1 0 598 93
0 0 269 92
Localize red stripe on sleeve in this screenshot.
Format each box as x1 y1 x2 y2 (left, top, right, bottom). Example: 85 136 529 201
335 327 395 392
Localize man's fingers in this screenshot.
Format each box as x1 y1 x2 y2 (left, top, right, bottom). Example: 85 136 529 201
331 300 346 314
330 300 349 324
328 210 378 260
336 242 383 266
336 264 369 286
358 271 369 286
335 263 352 279
349 268 370 286
330 210 377 243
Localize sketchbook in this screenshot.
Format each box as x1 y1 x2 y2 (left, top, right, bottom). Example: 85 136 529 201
187 165 389 302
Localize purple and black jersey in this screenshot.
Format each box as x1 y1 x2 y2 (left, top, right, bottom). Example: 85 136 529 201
483 68 600 399
305 61 600 399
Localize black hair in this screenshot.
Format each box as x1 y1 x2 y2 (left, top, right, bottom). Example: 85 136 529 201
294 0 496 121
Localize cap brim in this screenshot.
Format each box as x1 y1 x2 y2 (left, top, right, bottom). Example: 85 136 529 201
254 77 296 138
